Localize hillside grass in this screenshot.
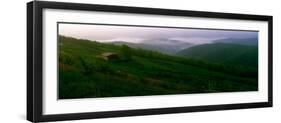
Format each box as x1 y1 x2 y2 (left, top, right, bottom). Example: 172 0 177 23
58 36 258 99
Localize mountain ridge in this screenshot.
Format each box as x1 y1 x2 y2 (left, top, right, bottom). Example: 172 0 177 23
213 38 258 46
177 42 258 67
107 40 193 55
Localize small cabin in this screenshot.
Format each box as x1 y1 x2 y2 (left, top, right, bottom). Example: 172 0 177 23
101 52 119 61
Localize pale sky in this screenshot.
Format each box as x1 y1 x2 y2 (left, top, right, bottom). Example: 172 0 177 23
59 23 258 44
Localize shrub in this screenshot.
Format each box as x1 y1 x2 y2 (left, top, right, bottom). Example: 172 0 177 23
79 57 95 75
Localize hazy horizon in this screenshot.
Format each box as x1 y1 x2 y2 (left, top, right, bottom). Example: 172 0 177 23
59 23 258 45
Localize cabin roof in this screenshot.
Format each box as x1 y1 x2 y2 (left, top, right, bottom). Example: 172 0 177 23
102 52 117 57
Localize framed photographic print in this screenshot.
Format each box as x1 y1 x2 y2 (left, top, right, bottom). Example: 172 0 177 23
27 1 273 122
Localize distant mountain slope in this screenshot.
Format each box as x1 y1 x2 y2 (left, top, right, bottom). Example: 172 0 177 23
213 38 258 46
177 43 258 67
108 40 193 55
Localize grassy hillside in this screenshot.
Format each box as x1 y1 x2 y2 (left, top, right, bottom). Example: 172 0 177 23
177 43 258 67
59 36 258 99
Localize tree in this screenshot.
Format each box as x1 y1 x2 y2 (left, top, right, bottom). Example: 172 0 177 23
121 45 132 61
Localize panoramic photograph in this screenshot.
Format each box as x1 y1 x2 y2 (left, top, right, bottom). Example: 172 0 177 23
58 23 259 99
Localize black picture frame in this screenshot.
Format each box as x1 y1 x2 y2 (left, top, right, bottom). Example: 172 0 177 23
27 1 273 122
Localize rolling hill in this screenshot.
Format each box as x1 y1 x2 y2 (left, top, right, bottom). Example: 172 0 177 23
177 43 258 67
58 36 258 99
213 38 258 46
